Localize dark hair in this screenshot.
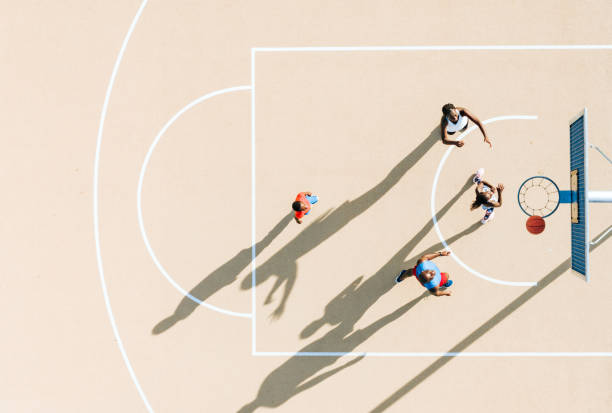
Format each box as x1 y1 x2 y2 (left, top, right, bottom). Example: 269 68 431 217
442 103 455 116
471 192 490 210
292 201 302 211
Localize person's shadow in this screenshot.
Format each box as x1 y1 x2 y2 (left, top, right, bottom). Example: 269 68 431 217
152 212 293 334
241 127 442 319
237 177 480 412
370 225 612 413
302 227 479 341
237 292 429 413
154 126 440 333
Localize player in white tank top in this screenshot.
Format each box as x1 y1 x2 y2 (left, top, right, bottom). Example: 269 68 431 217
440 103 492 148
446 110 469 133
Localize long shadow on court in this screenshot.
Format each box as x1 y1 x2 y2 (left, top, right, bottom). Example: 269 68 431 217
152 213 293 334
241 127 441 319
154 126 439 334
301 176 475 339
237 179 480 413
237 292 429 413
369 226 612 413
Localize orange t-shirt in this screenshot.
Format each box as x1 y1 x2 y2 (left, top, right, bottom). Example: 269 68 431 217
294 192 311 219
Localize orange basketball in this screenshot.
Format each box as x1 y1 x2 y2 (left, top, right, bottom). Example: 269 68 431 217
526 215 546 234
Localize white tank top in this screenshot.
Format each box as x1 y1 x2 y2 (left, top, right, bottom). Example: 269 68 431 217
446 111 468 133
481 185 498 210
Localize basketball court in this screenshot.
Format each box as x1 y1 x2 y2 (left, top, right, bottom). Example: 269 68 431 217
2 1 612 412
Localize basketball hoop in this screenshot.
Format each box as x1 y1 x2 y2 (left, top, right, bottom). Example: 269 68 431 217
517 176 561 218
516 109 612 281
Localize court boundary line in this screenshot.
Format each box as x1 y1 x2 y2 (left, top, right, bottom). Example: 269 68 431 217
251 45 612 357
93 0 153 412
251 48 258 355
253 351 612 357
253 45 612 52
137 86 253 319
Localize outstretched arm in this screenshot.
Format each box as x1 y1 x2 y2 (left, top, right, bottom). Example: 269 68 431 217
418 250 451 263
494 184 504 206
486 184 504 207
460 107 492 148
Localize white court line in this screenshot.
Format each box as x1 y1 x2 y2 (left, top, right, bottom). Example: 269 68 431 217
250 49 611 357
137 86 253 319
254 351 612 357
431 116 539 287
89 18 612 409
93 0 153 412
253 45 612 52
251 48 257 354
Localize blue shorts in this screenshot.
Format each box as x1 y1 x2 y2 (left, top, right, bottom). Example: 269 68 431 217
305 195 318 215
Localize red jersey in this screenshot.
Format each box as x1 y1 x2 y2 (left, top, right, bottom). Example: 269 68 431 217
294 192 311 219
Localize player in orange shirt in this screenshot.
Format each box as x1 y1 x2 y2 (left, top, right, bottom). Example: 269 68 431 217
292 191 318 224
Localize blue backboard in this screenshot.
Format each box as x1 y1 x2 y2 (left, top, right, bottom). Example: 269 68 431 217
569 109 589 280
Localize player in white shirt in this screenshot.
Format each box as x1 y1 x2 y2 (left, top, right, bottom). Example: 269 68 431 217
440 103 492 148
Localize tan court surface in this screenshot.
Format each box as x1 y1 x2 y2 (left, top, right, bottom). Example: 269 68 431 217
2 1 612 412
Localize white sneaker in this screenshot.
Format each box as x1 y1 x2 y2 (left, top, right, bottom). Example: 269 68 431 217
481 210 495 224
473 168 485 184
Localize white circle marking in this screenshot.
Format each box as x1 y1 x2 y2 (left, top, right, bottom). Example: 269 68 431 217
431 115 539 287
137 86 253 318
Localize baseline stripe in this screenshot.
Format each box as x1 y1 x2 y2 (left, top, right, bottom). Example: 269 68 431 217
253 351 612 357
253 45 612 52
